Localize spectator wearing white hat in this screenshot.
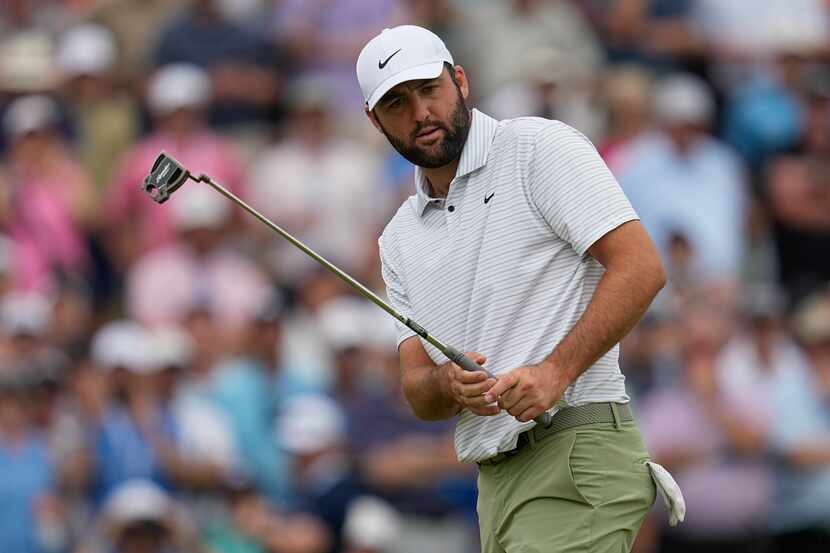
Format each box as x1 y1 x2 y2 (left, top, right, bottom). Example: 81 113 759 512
104 63 245 264
245 75 390 287
77 479 200 553
211 292 316 503
57 23 139 191
616 73 749 286
0 94 96 292
277 394 367 553
152 0 283 131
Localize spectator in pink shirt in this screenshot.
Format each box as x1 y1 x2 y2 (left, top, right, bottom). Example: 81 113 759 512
126 184 270 340
104 63 245 267
0 95 95 292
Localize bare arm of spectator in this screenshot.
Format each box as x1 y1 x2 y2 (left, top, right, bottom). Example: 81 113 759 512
784 442 830 467
210 63 282 107
363 433 474 488
600 0 705 57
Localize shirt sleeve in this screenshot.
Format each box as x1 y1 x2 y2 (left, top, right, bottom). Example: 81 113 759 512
527 122 639 256
378 232 417 349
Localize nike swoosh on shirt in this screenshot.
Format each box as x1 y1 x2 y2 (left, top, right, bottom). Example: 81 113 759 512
378 49 402 69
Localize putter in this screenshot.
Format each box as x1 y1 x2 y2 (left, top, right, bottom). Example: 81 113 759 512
143 151 552 427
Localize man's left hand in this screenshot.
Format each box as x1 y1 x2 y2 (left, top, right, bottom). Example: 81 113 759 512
484 362 569 423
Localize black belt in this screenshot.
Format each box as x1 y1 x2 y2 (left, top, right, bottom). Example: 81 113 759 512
477 402 634 466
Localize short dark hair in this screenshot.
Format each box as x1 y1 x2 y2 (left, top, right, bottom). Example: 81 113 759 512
444 62 460 88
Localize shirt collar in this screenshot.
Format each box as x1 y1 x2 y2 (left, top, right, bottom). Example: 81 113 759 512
414 109 499 217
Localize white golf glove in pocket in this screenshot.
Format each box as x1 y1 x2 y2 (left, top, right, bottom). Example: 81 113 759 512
646 461 686 526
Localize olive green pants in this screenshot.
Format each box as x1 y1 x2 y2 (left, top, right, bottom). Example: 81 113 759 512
476 421 656 553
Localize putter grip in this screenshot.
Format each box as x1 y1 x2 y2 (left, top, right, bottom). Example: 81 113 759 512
444 345 553 427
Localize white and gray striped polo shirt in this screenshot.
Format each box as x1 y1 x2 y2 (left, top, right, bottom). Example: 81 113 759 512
378 109 639 463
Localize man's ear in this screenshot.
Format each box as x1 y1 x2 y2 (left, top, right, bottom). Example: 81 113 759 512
454 65 470 101
365 107 384 134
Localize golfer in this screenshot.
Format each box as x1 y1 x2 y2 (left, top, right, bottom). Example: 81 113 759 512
358 26 667 552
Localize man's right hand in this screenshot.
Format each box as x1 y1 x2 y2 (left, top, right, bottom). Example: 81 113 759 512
446 352 501 416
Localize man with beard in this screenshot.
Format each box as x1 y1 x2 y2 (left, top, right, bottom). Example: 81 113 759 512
357 25 676 552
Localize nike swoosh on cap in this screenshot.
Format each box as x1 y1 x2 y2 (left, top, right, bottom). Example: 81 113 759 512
378 49 402 69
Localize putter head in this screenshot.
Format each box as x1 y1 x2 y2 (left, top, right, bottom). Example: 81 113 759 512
143 151 190 203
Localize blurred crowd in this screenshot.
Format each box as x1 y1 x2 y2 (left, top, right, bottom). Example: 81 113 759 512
0 1 829 552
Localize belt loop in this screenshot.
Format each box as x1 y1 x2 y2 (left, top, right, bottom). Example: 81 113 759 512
527 429 537 449
610 402 621 430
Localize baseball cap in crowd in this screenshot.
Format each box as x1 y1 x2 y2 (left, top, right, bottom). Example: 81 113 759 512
104 479 172 526
148 325 194 369
169 185 231 231
792 292 830 346
343 496 402 552
356 25 454 110
2 94 60 139
277 394 346 454
90 319 156 372
653 73 714 126
0 32 57 92
57 24 117 78
0 292 52 337
147 63 211 115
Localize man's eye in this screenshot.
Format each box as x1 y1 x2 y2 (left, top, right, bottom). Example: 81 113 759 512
422 85 439 93
387 98 403 109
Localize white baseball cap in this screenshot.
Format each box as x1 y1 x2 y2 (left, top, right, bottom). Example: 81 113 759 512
356 25 453 110
104 479 171 525
57 24 116 78
654 73 714 126
147 63 211 115
277 394 346 454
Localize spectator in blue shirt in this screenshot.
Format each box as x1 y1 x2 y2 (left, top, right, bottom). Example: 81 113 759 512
770 290 830 550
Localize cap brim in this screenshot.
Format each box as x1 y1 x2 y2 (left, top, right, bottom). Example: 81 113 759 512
367 61 445 110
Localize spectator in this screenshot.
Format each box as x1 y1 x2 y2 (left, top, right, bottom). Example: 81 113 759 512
105 63 245 262
270 0 410 112
277 394 365 553
212 295 315 503
245 77 389 285
480 46 603 138
0 372 67 553
639 303 773 552
78 479 201 553
768 291 830 551
764 66 830 305
583 0 703 68
125 180 270 334
0 94 96 292
459 0 603 100
617 73 748 283
153 0 282 131
597 63 655 172
89 0 190 85
315 297 478 553
89 321 179 501
56 24 139 191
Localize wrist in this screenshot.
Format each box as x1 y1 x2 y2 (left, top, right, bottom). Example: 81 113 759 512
435 362 460 409
537 358 579 390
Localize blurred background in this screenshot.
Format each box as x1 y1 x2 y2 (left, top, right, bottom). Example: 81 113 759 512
0 1 829 552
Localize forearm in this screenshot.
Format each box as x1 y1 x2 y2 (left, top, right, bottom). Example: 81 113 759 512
402 362 461 421
544 260 665 383
787 442 830 467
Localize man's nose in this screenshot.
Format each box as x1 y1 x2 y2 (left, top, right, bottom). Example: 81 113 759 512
410 95 431 125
